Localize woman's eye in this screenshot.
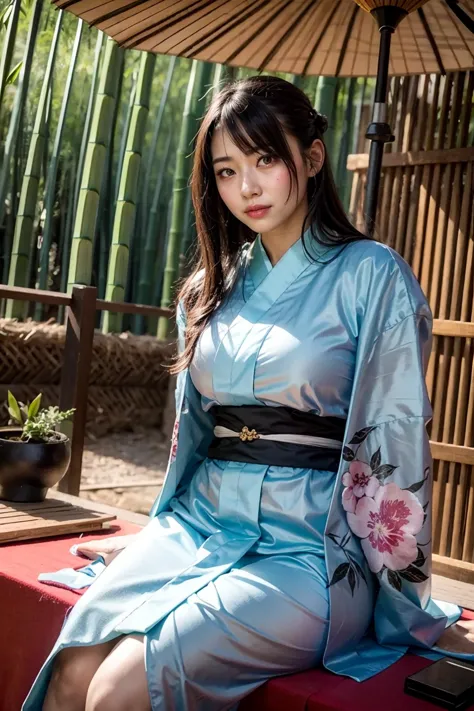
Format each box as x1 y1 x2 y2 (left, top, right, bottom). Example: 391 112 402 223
217 168 234 178
258 154 275 166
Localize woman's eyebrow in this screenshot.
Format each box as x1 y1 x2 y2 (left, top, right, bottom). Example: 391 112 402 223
212 156 233 165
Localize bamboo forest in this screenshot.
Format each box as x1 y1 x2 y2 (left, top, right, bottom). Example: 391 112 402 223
0 0 374 338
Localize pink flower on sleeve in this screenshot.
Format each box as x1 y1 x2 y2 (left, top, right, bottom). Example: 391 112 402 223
170 418 179 462
346 482 424 573
342 459 380 513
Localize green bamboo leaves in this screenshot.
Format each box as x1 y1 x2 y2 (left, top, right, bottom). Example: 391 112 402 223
0 0 21 109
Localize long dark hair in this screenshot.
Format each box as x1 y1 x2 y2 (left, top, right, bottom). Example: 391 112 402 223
171 75 371 374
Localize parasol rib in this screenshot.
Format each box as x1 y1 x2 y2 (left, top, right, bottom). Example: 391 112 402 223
186 0 288 62
302 1 341 76
256 0 315 71
444 0 474 32
417 7 446 73
123 0 232 51
90 0 208 32
226 0 295 64
335 4 361 77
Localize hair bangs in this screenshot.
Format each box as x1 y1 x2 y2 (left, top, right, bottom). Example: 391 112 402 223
216 94 298 195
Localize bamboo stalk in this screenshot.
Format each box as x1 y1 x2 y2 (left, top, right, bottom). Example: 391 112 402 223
411 75 440 281
451 153 474 561
0 0 44 261
390 76 401 135
96 50 125 304
139 55 177 246
429 76 456 553
378 77 406 242
102 51 156 333
450 338 473 559
425 333 437 400
315 76 339 163
461 351 474 561
58 155 77 323
429 74 464 316
404 74 430 266
35 19 85 317
131 57 178 331
136 130 173 335
115 68 140 330
378 168 393 243
178 62 214 273
114 69 138 206
394 76 419 258
73 30 105 222
419 75 452 302
157 60 200 339
4 7 63 314
431 334 454 551
431 73 473 560
0 0 43 231
438 336 464 556
438 81 469 321
66 36 123 290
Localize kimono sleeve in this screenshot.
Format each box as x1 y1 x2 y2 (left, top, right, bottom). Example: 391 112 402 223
149 300 215 516
338 249 461 651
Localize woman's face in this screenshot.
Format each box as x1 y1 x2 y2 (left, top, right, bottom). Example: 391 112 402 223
210 126 323 237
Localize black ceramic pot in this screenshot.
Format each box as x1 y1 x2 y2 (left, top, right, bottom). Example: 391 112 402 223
0 427 71 503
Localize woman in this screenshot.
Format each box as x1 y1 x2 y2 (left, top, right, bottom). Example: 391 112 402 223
24 76 474 711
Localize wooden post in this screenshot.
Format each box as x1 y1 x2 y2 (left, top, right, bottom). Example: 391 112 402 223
58 285 97 495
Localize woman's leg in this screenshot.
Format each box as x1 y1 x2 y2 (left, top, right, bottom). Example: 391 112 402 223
85 635 150 711
43 640 118 711
145 553 330 711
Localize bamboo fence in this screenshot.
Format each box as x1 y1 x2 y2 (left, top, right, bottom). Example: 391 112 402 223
0 318 174 436
348 70 474 575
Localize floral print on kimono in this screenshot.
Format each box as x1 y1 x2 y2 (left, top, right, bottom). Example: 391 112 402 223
322 248 461 681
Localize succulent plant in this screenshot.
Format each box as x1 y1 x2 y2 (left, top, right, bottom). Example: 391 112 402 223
5 391 75 443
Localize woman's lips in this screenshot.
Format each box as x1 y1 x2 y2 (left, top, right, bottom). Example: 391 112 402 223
245 206 271 219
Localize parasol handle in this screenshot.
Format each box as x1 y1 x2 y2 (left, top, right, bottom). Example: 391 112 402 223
364 6 408 237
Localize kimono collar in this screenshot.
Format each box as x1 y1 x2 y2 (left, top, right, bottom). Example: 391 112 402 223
246 224 335 291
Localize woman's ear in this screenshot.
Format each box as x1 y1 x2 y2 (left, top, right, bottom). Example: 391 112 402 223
307 139 325 177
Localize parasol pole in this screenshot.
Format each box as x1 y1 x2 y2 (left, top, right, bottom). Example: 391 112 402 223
364 6 408 236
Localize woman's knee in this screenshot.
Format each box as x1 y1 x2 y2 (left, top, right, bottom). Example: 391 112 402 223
86 673 150 711
86 635 150 711
44 643 116 711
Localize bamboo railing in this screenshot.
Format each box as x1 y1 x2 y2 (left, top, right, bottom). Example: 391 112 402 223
0 285 172 496
347 71 474 581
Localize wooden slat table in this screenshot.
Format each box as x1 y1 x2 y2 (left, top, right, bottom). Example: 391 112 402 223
0 497 116 544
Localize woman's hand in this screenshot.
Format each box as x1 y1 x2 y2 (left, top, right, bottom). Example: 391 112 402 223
436 619 474 654
73 534 138 566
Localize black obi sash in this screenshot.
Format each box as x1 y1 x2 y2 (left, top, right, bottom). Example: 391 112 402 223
207 405 346 473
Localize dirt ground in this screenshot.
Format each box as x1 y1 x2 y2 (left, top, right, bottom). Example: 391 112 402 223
79 427 170 515
79 379 176 515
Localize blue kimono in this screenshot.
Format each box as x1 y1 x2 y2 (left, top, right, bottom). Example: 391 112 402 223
23 227 462 711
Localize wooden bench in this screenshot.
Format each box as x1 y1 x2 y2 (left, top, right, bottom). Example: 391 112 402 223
1 492 473 711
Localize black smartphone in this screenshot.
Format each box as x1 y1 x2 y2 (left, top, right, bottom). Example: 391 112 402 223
405 658 474 710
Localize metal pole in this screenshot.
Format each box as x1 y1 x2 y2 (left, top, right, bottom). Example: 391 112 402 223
363 7 408 237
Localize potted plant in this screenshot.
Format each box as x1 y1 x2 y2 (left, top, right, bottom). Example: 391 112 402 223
0 391 75 503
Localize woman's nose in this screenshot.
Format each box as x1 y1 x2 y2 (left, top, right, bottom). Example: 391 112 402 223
240 173 262 199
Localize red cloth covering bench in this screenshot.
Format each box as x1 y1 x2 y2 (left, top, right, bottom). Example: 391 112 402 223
0 520 472 711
